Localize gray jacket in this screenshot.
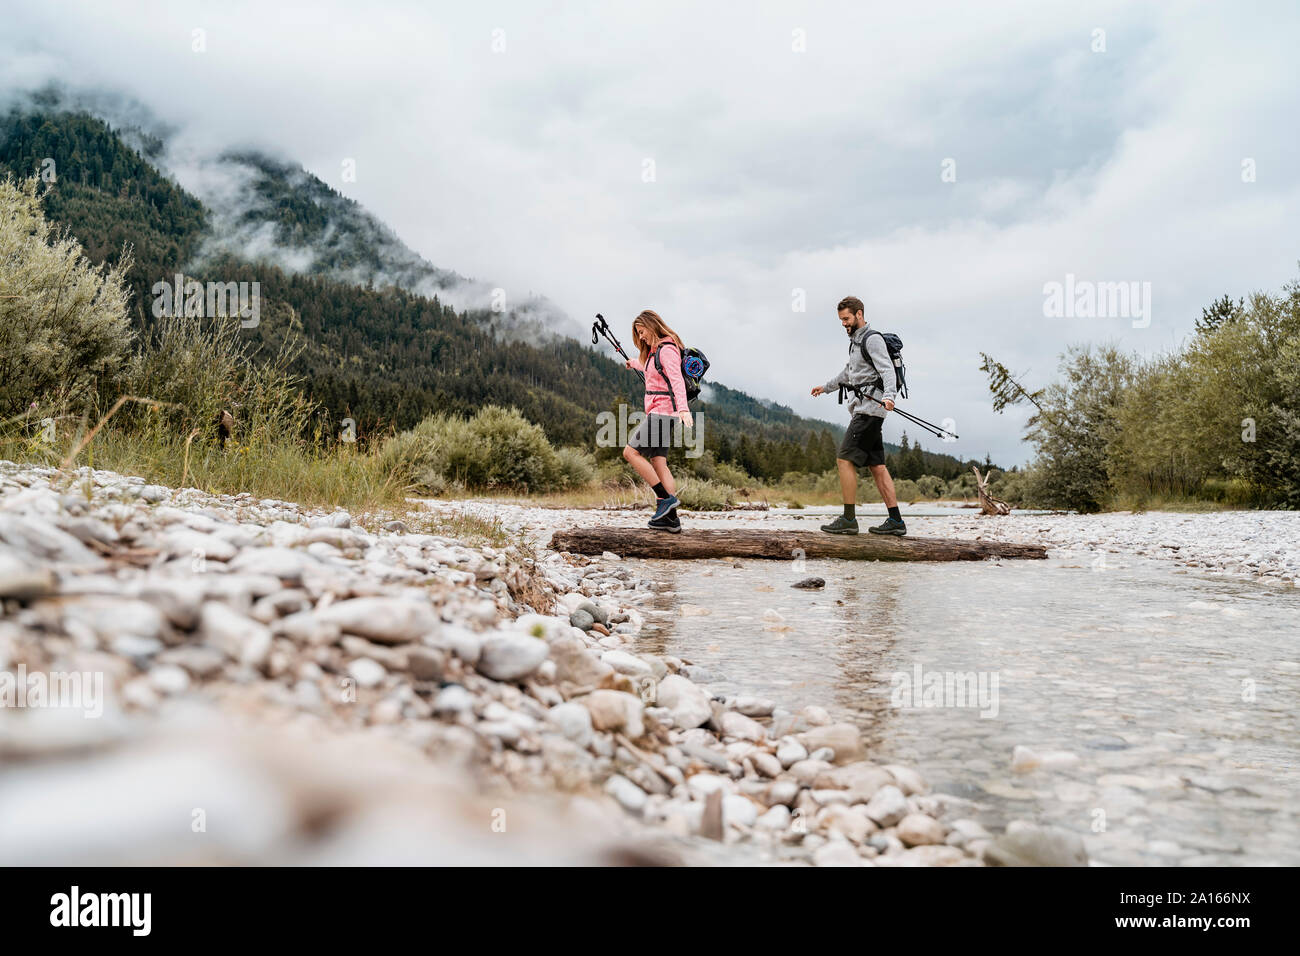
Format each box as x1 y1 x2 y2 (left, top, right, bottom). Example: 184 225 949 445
823 322 898 420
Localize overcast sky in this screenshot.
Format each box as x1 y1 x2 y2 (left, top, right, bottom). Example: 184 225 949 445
4 1 1298 464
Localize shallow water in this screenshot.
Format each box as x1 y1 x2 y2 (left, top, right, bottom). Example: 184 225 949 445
632 550 1300 866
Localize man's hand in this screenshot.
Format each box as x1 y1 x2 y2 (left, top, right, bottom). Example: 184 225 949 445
810 386 825 396
883 399 895 411
679 411 694 428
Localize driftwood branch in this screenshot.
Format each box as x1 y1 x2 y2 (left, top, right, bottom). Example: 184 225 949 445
550 527 1044 561
972 466 1011 516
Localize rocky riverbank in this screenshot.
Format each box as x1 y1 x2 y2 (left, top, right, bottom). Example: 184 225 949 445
0 461 1101 866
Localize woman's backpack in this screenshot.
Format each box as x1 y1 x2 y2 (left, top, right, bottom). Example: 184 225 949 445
651 341 710 408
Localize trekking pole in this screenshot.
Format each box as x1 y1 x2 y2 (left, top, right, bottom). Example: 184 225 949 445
843 384 959 440
591 313 630 362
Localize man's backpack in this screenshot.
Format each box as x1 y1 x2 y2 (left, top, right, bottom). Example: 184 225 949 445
651 340 710 409
858 330 908 398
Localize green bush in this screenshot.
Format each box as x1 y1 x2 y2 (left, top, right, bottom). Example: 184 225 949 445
914 474 945 499
379 405 572 494
893 478 921 503
685 451 753 488
675 477 735 511
555 446 597 489
0 176 133 416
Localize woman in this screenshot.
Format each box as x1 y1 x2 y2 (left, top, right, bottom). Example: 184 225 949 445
622 309 693 533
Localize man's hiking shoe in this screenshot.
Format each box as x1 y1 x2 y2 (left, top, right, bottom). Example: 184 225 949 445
868 517 907 536
820 515 859 535
651 495 680 520
648 513 681 533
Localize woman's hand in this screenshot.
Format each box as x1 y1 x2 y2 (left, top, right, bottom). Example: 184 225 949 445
678 411 694 428
625 360 637 370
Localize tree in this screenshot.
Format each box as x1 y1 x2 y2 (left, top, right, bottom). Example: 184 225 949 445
978 352 1044 417
1195 293 1242 336
0 176 134 415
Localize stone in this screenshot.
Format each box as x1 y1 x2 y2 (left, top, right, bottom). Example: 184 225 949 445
814 841 866 867
162 528 238 563
64 599 166 643
724 794 759 827
605 775 648 814
547 702 593 748
198 603 272 668
984 821 1088 867
792 577 825 589
228 547 312 582
897 813 945 847
477 632 548 682
864 785 909 827
549 635 613 688
147 664 191 696
0 564 55 602
776 737 808 768
406 647 446 682
789 759 833 786
569 609 595 631
750 751 782 778
155 646 226 679
734 695 775 718
720 711 766 741
756 805 791 831
884 764 927 795
655 675 712 730
798 723 863 764
817 804 875 843
1011 745 1080 772
316 597 438 644
815 762 894 803
579 690 645 739
601 649 652 679
577 601 609 625
273 611 341 646
765 781 800 807
139 484 170 503
0 514 103 566
347 657 387 688
432 684 475 716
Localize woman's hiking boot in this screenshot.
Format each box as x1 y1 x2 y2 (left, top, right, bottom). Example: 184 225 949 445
820 514 859 535
651 495 679 520
648 512 681 533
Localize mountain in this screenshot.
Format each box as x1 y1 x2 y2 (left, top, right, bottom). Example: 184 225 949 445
0 103 984 479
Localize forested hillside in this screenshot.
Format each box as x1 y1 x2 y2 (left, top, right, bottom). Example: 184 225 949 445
0 106 987 480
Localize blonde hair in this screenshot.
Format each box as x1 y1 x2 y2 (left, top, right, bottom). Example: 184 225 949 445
631 310 684 364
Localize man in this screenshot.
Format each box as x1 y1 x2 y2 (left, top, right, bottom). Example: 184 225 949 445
810 296 906 536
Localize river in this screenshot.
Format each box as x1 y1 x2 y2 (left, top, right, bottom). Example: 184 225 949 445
632 541 1300 866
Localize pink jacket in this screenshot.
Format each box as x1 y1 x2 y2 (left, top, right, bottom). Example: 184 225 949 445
641 338 689 415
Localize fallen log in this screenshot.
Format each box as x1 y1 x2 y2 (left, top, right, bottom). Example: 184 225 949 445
549 528 1047 561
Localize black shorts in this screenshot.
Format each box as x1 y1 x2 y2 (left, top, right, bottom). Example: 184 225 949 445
838 413 886 467
627 413 679 459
